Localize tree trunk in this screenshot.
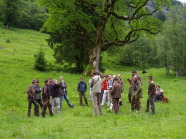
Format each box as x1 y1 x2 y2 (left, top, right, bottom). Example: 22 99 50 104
6 23 9 30
85 23 105 75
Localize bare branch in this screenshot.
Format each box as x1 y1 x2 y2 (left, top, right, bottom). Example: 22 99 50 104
103 28 158 47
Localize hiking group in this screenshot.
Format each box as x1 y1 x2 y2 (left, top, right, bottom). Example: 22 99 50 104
27 70 167 117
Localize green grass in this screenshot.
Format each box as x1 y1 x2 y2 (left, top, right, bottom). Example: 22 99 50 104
0 24 186 139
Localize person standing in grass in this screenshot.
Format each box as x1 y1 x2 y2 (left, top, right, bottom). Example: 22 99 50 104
89 75 94 101
77 77 88 106
91 72 103 116
27 79 39 117
50 79 61 114
59 76 74 110
34 80 43 116
101 75 108 106
131 75 142 112
107 74 114 110
42 79 53 118
110 77 122 114
146 76 156 115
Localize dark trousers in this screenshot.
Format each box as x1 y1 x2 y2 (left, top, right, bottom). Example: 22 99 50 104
146 95 155 114
131 92 141 111
112 98 120 114
34 99 43 116
28 98 39 117
79 91 88 105
128 87 132 103
42 100 53 117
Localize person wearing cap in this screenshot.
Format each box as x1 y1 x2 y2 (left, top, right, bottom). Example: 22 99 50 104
27 79 39 117
42 79 53 118
34 79 43 116
131 75 142 112
110 77 122 114
59 76 74 110
146 76 156 114
91 72 102 116
101 75 108 106
77 77 88 106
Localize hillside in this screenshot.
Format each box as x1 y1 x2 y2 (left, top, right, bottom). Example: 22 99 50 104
0 25 186 138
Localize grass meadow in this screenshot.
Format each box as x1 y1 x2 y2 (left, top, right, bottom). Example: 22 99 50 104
0 23 186 139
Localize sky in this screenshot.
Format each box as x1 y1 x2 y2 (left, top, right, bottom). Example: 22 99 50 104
178 0 186 3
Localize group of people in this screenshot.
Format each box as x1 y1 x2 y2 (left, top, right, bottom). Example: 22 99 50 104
27 70 167 117
27 76 74 118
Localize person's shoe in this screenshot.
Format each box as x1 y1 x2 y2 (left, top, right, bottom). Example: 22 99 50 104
145 110 149 112
70 104 74 108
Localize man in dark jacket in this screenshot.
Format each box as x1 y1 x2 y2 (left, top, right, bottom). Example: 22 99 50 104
27 79 39 117
146 76 156 114
50 80 61 114
59 76 74 110
77 77 88 106
42 79 53 118
34 80 43 116
110 78 122 114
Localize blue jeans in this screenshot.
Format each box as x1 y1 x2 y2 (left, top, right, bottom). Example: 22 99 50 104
60 92 73 109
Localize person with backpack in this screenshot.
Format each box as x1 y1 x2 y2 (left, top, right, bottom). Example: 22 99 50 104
91 72 103 116
77 77 88 106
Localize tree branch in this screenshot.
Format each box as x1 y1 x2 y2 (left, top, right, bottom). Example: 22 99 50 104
103 28 158 47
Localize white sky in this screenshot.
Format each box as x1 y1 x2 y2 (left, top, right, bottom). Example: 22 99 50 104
178 0 186 3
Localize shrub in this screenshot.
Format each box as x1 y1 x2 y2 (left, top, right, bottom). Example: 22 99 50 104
34 47 47 71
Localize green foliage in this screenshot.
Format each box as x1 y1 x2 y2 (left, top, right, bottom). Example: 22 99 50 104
34 47 47 71
0 0 48 30
0 0 22 28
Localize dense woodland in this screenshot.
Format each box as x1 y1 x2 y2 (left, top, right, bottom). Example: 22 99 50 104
0 0 186 76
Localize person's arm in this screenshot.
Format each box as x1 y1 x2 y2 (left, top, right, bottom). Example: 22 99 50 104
136 81 142 93
90 78 94 88
85 82 87 91
149 83 155 96
160 89 164 93
121 79 124 87
77 83 80 91
62 82 67 88
27 86 34 97
110 85 115 95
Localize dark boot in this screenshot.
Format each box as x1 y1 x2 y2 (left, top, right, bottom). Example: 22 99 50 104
28 109 31 117
80 99 83 106
151 107 155 115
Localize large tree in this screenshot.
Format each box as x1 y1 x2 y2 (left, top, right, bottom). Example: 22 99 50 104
0 0 22 29
41 0 170 73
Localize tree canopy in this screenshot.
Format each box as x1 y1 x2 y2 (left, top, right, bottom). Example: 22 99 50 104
41 0 171 74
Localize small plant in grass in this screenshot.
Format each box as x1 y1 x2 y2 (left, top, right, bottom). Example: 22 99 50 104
6 39 11 43
34 47 47 71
